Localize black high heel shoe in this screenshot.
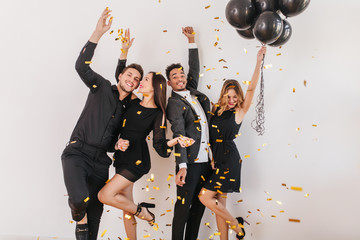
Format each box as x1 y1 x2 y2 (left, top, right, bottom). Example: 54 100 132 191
236 217 246 240
134 202 155 226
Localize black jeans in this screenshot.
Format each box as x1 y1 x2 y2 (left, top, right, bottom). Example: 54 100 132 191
61 141 111 240
172 162 212 240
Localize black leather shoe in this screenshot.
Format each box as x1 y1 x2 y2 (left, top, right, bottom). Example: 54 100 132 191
134 202 155 226
75 223 89 240
236 217 246 239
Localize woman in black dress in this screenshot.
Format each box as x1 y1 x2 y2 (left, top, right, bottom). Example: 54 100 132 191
199 46 266 239
98 30 194 240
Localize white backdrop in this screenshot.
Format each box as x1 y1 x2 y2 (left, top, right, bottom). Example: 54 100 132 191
1 0 360 239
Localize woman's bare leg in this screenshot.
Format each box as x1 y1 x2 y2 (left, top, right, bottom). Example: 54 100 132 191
98 174 153 240
216 194 229 240
199 188 244 237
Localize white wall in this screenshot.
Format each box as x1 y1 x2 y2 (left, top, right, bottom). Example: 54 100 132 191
1 0 360 239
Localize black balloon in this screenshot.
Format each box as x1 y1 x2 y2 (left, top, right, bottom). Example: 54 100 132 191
279 0 310 17
236 28 255 39
254 0 279 13
268 19 292 47
253 11 283 44
225 0 256 30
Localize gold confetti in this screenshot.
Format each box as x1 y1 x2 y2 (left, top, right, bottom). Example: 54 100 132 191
304 193 310 197
178 67 183 71
296 128 300 131
122 119 126 127
85 61 92 64
143 235 150 238
276 53 281 56
201 175 205 181
125 214 132 220
182 198 185 204
147 136 150 140
100 229 107 237
267 198 272 201
166 51 170 54
271 215 277 218
237 199 243 203
214 42 218 47
146 185 149 192
230 179 235 182
160 83 162 89
137 111 142 115
84 197 90 203
205 5 211 9
196 127 201 132
167 149 172 153
282 183 287 187
289 218 301 223
167 174 174 181
160 126 166 129
70 140 77 144
153 186 160 190
312 124 317 127
280 210 285 213
219 59 227 62
293 88 296 93
163 30 167 32
109 16 113 22
206 85 211 89
174 153 181 157
291 186 303 191
244 155 250 158
156 72 162 75
216 139 223 143
304 80 307 87
262 143 267 147
242 81 251 85
92 85 97 88
244 48 248 54
109 30 114 35
105 179 110 183
69 220 73 224
264 64 273 69
279 68 283 71
150 173 154 182
135 160 142 165
105 7 109 11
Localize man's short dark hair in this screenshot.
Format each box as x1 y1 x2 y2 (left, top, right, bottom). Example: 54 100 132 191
165 63 184 81
122 63 144 80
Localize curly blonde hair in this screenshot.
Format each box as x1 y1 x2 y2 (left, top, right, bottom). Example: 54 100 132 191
214 80 244 116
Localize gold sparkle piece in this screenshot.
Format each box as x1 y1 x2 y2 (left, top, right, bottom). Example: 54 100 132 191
291 186 303 191
206 85 211 89
85 61 92 64
163 30 167 32
156 72 161 75
84 197 89 203
109 30 113 35
135 160 142 165
276 53 281 56
267 198 272 201
100 229 107 237
289 218 301 223
174 153 181 157
137 111 142 115
143 235 150 238
125 214 132 220
244 48 248 54
182 198 185 204
122 119 126 127
160 126 166 129
304 193 310 197
216 139 223 143
244 155 250 158
105 179 110 183
70 140 77 144
312 124 317 127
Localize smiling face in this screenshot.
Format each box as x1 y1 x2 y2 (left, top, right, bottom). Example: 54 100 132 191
167 68 187 91
138 73 154 95
226 88 238 109
118 68 141 93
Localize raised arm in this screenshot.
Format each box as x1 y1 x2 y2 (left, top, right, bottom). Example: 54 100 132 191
182 27 200 90
75 8 113 90
115 28 134 83
236 46 267 123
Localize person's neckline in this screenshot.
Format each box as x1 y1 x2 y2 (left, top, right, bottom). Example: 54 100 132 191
139 100 158 109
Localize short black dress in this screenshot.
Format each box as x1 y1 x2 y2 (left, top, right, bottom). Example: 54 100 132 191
113 98 172 182
204 108 242 193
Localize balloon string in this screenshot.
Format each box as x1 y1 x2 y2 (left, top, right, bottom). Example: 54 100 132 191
251 54 265 136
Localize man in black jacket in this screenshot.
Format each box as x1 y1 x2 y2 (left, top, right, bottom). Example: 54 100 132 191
166 27 212 240
61 9 142 240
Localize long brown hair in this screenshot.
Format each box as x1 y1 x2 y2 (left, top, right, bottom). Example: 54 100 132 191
214 79 244 116
149 72 167 119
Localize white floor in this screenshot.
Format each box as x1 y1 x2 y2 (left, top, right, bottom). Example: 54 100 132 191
0 236 73 240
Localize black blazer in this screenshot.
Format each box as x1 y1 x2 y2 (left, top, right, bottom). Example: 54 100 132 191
166 48 211 166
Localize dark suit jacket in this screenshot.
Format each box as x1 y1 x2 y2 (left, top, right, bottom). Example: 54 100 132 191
166 48 211 166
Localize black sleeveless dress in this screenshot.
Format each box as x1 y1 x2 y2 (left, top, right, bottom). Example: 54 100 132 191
113 98 172 182
204 108 242 193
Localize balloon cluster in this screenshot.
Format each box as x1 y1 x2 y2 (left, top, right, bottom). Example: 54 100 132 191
226 0 310 46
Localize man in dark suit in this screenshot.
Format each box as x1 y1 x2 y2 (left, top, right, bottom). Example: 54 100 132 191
166 27 213 240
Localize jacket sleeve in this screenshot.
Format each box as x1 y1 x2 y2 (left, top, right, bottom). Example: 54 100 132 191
75 41 107 92
186 48 200 90
115 59 127 83
166 98 188 165
152 111 173 158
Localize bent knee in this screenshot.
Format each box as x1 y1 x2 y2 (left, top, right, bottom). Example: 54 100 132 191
97 189 111 205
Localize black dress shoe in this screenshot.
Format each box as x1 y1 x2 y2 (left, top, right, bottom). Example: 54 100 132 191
75 223 89 240
236 217 246 240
